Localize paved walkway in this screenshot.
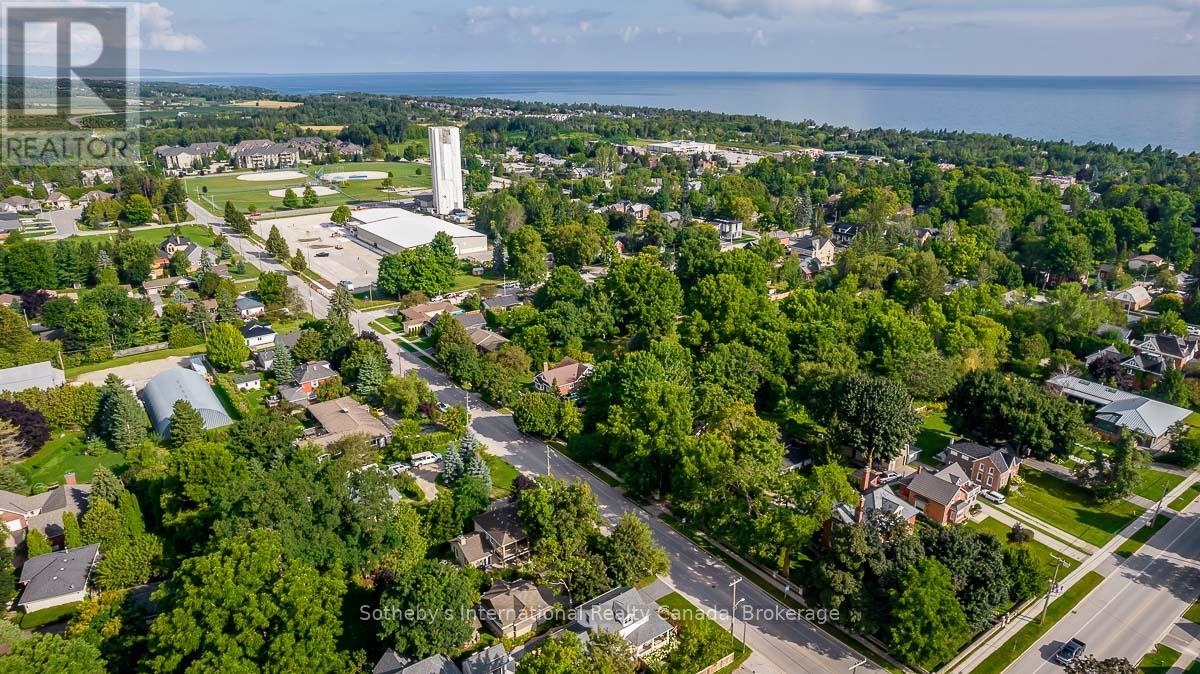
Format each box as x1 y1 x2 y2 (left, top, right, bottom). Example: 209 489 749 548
981 501 1099 555
970 506 1088 562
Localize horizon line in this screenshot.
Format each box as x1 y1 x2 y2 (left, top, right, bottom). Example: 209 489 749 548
141 69 1200 80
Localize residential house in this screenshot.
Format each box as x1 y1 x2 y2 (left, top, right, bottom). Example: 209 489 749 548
562 586 674 660
471 329 509 354
533 358 593 397
78 190 111 206
1109 285 1153 311
0 477 90 549
1096 323 1133 343
460 644 513 674
2 196 40 214
481 292 523 312
280 360 339 403
372 651 461 674
79 168 113 185
156 234 214 275
143 276 193 295
0 361 66 393
825 486 920 546
937 441 1020 490
791 235 837 269
1045 375 1191 451
897 464 978 525
305 396 391 449
253 331 304 370
0 212 20 238
235 296 266 319
424 310 486 337
233 374 261 392
765 229 794 247
831 223 860 246
17 544 99 613
1129 254 1168 272
43 191 71 209
912 227 937 246
711 218 743 240
241 322 277 351
1130 333 1200 369
398 301 455 333
451 501 530 569
478 579 559 638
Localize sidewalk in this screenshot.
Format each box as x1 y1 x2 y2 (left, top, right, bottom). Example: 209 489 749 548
971 506 1087 562
981 501 1099 555
947 471 1199 673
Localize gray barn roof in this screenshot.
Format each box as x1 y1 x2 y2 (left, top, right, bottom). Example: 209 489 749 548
141 368 233 438
0 361 65 393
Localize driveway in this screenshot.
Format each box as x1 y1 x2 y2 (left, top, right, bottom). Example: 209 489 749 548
47 207 82 238
72 355 192 388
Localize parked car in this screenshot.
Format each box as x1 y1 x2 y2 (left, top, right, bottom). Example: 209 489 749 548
386 462 411 476
436 401 451 413
315 251 330 257
410 451 439 467
1055 638 1085 665
876 471 900 485
982 490 1006 505
339 280 355 290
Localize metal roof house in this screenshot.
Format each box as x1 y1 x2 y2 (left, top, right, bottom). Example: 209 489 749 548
141 368 234 438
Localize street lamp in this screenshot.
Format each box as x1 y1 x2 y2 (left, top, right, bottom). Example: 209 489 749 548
728 577 742 641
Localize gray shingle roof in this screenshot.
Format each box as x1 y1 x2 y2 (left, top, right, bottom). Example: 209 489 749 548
373 652 461 674
0 361 65 393
18 544 99 607
141 368 234 437
461 644 509 674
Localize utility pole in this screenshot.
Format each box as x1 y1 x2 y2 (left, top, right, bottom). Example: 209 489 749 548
1041 554 1069 624
729 578 742 640
1155 481 1169 521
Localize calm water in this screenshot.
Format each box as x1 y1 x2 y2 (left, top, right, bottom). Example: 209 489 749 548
171 71 1200 153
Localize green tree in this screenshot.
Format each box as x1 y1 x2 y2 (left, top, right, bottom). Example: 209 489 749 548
1076 431 1147 502
1004 545 1048 601
167 399 205 448
272 343 295 382
512 391 581 440
61 511 83 548
377 560 479 658
123 194 153 225
603 512 669 586
146 529 349 673
94 533 165 589
506 226 548 287
377 247 455 298
0 633 105 674
257 271 288 306
291 248 307 272
98 374 145 452
831 375 920 478
206 321 249 371
302 186 319 207
266 224 290 259
282 188 300 209
602 254 684 337
24 528 51 557
888 559 969 669
330 205 351 224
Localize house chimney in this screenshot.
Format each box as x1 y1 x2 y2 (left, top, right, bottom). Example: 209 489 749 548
542 362 550 374
63 472 76 486
854 494 866 524
859 468 871 492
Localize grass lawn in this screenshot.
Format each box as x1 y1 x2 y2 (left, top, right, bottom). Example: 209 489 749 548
65 343 206 378
1006 469 1144 548
1170 483 1200 512
969 572 1104 674
484 452 520 498
1186 660 1200 674
188 161 431 215
16 431 125 486
1139 643 1183 674
1184 597 1200 624
1115 514 1172 558
19 601 81 629
376 315 408 333
86 223 217 247
655 592 751 674
1134 468 1186 502
916 410 953 464
966 517 1079 575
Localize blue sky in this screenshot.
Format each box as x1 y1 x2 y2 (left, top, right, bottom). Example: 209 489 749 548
122 0 1200 75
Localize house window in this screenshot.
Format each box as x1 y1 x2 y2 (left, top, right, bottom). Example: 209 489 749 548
986 475 993 487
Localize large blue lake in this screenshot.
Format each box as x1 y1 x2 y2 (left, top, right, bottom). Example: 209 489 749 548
170 71 1200 153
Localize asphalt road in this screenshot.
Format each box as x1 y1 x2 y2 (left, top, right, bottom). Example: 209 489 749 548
211 201 882 673
362 316 881 674
1007 507 1200 672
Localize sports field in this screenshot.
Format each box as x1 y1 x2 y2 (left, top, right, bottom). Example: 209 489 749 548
185 161 431 215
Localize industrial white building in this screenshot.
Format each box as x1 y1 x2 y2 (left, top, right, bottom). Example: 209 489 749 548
428 126 465 215
646 139 716 156
352 207 487 256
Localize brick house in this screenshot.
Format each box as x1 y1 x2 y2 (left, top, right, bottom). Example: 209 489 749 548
937 441 1021 491
897 464 978 525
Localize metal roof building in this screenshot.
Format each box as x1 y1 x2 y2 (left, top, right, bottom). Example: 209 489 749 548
0 361 65 393
140 368 233 438
352 207 487 256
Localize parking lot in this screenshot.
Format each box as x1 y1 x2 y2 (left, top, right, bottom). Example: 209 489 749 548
252 213 380 289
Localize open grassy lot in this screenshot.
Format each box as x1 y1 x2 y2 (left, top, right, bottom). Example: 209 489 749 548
1007 469 1144 548
1139 643 1183 674
484 452 520 498
16 431 126 486
915 410 954 464
1134 468 1186 502
20 602 81 629
970 572 1104 674
65 343 206 378
1170 483 1200 511
1115 514 1171 558
965 517 1079 575
655 591 751 674
187 161 431 215
86 223 217 247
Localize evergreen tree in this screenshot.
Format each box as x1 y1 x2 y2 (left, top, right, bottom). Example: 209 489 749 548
272 344 295 382
302 186 319 207
24 528 51 557
266 225 289 259
61 511 83 548
329 285 354 321
117 490 146 536
219 241 233 260
187 300 212 338
441 440 465 484
291 248 307 272
90 465 124 505
282 188 300 209
463 449 493 494
492 236 505 273
356 352 387 402
81 499 130 549
168 399 205 448
795 190 814 230
99 374 145 452
215 284 239 323
198 249 213 280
